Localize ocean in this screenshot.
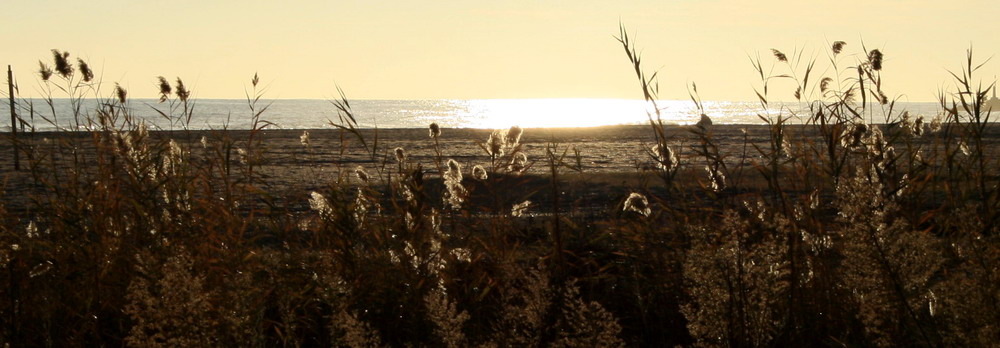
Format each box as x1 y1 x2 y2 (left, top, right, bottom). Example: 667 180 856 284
1 98 945 131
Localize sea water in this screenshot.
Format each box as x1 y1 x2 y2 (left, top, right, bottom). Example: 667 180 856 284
1 98 946 131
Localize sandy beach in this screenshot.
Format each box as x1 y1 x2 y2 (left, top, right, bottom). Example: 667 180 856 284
3 123 1000 214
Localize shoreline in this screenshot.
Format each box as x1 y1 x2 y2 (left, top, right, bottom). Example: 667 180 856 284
3 123 1000 213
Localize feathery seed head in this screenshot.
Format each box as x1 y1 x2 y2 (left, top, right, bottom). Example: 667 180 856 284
443 159 466 209
706 165 726 192
300 130 310 147
511 200 532 217
781 138 793 158
509 152 528 172
26 221 38 238
928 115 942 133
77 58 93 82
652 144 677 171
623 192 651 216
174 78 190 102
771 49 787 62
168 139 183 158
157 76 171 102
354 189 370 224
486 130 504 157
38 61 53 81
958 140 970 156
472 165 488 180
309 191 334 219
114 83 128 104
237 147 247 164
355 166 370 183
445 159 462 182
842 123 868 148
913 115 925 137
820 77 833 93
868 49 883 71
394 147 406 163
505 125 523 146
832 41 846 54
429 122 441 138
51 49 73 78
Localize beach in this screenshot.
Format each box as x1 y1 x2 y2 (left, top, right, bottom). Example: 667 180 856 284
0 125 770 205
4 123 999 215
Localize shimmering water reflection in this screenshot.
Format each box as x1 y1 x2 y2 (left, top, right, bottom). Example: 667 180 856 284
2 98 946 131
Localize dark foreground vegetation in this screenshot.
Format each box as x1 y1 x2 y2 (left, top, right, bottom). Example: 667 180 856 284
0 33 998 346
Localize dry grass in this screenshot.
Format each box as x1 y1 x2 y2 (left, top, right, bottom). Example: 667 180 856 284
0 36 997 347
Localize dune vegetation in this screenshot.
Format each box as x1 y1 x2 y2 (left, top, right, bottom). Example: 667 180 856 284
0 30 997 347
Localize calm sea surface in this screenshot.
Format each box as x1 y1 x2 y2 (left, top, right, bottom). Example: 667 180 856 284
2 98 945 131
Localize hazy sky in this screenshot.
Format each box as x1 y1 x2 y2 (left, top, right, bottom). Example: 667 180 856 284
3 1 998 101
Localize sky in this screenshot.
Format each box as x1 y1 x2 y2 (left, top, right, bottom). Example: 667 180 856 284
2 0 998 102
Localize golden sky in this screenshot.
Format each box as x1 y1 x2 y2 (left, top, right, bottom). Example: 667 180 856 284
3 0 998 101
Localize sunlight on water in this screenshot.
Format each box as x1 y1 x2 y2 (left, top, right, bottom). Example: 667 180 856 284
459 99 655 128
2 98 948 131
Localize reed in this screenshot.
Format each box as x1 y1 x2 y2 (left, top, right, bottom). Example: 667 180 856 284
0 35 996 347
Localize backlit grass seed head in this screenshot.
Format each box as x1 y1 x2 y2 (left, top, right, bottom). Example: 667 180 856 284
157 76 172 102
300 130 310 147
446 159 463 182
842 123 868 148
77 58 94 82
913 115 925 136
199 135 208 148
928 115 943 133
237 148 248 164
652 144 677 171
832 40 846 54
429 122 441 138
355 166 370 183
400 184 415 204
958 140 970 156
771 48 788 62
26 221 38 238
820 77 833 93
512 200 532 217
175 78 190 102
624 192 651 216
868 49 883 71
443 159 467 209
505 125 523 146
394 147 406 163
38 61 53 81
864 127 888 159
472 165 488 180
509 152 528 172
354 189 370 224
309 191 334 219
52 49 73 78
706 165 726 192
115 83 128 104
430 208 444 237
486 130 505 157
163 140 184 175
